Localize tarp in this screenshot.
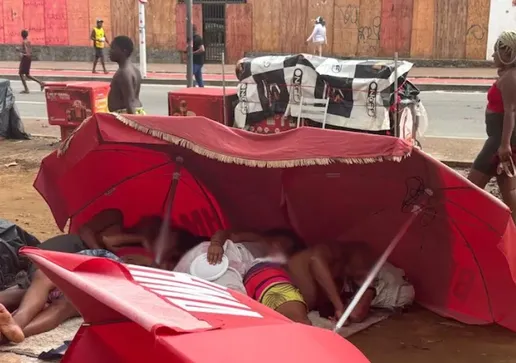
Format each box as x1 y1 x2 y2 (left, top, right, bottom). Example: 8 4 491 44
234 54 418 132
21 248 370 363
0 219 40 289
0 79 30 140
33 113 516 332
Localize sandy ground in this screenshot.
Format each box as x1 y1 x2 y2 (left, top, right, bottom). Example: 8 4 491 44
0 138 514 362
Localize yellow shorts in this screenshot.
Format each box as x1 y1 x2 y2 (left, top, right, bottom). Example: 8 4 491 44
112 107 146 115
260 283 307 311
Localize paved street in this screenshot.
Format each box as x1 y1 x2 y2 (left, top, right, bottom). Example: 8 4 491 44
10 80 487 139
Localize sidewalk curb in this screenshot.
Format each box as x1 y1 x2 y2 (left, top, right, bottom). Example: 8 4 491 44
2 74 491 92
3 67 497 80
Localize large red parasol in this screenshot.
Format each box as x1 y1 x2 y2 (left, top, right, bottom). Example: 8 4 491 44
20 247 369 363
34 113 516 331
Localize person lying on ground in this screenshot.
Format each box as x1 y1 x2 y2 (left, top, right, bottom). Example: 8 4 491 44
0 209 124 312
0 210 158 312
287 242 355 321
0 249 121 344
178 228 312 324
316 242 415 323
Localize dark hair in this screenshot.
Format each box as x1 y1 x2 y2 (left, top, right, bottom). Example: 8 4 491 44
112 35 134 56
340 241 372 264
263 228 305 255
315 16 326 27
21 30 29 39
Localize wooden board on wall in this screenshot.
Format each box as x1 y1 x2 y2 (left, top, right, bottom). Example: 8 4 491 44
410 0 435 58
146 0 177 49
3 0 24 44
44 0 69 45
306 0 335 55
91 0 113 38
333 0 360 56
0 4 4 44
465 0 490 60
175 4 202 51
110 0 137 42
24 0 45 45
357 0 382 56
435 0 468 59
247 0 281 53
67 0 90 46
280 0 309 54
226 4 253 63
379 0 413 57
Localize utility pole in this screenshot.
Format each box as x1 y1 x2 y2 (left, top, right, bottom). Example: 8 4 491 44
185 0 194 87
138 0 148 78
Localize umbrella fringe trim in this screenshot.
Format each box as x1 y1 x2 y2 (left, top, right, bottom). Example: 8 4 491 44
113 113 409 167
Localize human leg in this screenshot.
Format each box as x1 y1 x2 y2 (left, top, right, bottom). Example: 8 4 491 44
193 64 204 87
19 74 29 93
100 53 108 73
263 284 311 325
26 75 44 91
22 298 79 338
469 135 498 188
11 269 56 330
0 304 24 343
497 174 516 223
0 287 26 312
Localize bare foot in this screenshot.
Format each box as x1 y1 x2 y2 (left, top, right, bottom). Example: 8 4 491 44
19 90 29 94
92 70 98 74
40 83 45 91
0 304 24 343
104 70 109 74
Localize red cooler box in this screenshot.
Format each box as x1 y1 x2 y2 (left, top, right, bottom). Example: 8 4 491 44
168 88 238 126
45 82 110 140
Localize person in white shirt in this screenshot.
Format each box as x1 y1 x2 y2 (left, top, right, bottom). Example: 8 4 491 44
306 16 327 56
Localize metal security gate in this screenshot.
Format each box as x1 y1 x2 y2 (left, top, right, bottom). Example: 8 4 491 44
202 3 225 63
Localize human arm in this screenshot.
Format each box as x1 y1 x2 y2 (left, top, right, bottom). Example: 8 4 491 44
306 25 317 42
308 246 345 316
498 77 516 162
102 233 146 249
347 287 376 323
90 29 96 42
78 225 103 249
207 229 263 264
192 36 205 54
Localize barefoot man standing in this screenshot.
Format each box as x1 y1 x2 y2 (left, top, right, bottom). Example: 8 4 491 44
91 19 109 74
18 30 44 94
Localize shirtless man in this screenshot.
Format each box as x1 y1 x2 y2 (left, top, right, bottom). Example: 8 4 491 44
107 35 145 114
18 30 44 94
287 242 376 323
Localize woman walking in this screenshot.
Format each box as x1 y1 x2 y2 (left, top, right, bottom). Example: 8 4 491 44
306 16 327 56
469 31 516 222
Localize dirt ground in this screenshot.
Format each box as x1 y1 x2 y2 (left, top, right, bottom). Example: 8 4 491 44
0 138 514 363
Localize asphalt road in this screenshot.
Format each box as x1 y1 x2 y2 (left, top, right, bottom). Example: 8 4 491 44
9 80 488 139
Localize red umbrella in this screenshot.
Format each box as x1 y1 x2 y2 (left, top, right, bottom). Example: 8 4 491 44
33 113 516 331
21 247 370 363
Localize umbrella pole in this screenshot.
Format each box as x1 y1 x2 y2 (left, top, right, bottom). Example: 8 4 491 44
333 211 418 332
393 52 399 138
154 156 184 266
222 51 228 126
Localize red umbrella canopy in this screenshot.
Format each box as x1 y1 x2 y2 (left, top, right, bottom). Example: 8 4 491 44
34 113 516 332
21 247 370 363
